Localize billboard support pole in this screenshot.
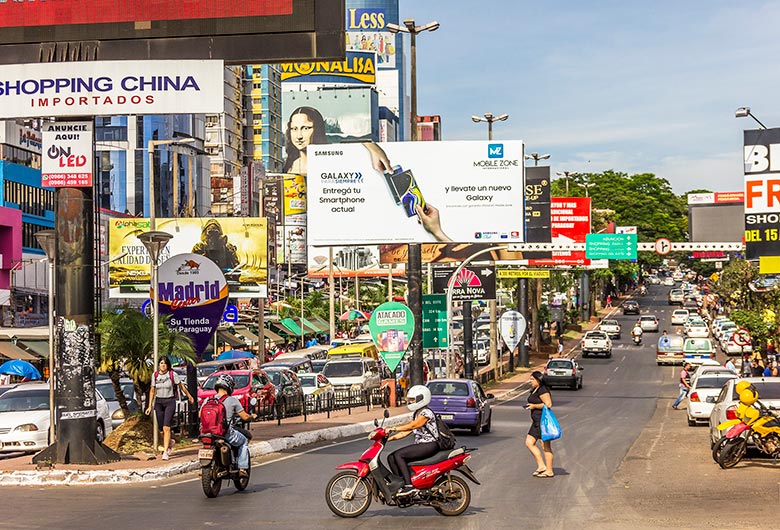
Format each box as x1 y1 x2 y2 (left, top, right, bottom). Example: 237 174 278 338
387 265 393 302
463 301 473 379
408 244 424 386
517 276 529 368
258 299 266 362
329 247 335 341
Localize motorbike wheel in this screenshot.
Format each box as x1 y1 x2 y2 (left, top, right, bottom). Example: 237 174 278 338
718 438 747 469
201 461 222 498
233 465 250 491
432 474 471 516
711 437 729 463
325 470 372 518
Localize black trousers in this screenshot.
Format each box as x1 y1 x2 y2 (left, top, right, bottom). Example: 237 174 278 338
389 441 439 485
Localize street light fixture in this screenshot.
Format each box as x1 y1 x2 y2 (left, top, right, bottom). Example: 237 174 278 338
138 230 173 452
524 152 551 166
34 229 56 445
735 107 767 129
556 171 579 195
471 113 509 141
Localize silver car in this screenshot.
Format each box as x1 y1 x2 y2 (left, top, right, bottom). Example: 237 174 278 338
708 378 780 446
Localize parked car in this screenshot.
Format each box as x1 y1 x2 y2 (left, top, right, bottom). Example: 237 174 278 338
311 359 329 374
639 315 659 332
257 367 305 417
543 358 583 390
298 372 335 412
321 357 381 395
622 300 640 315
711 320 735 340
474 340 489 365
426 379 494 436
198 369 277 418
683 337 716 366
597 319 621 340
656 335 686 365
668 289 684 305
95 378 140 429
671 309 690 325
722 329 752 356
261 356 314 375
685 319 710 339
708 377 780 447
196 359 251 384
0 382 112 453
686 371 738 426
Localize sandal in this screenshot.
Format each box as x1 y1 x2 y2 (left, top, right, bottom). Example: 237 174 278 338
532 469 547 476
536 472 554 478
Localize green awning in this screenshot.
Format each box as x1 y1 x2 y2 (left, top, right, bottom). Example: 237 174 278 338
279 318 303 337
311 317 331 332
301 317 325 333
18 340 50 359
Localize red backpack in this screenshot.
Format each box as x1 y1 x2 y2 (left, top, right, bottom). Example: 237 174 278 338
200 394 228 436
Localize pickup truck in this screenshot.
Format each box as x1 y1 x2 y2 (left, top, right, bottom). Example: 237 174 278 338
581 331 612 358
597 319 621 339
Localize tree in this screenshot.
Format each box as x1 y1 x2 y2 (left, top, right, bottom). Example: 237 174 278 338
97 305 196 415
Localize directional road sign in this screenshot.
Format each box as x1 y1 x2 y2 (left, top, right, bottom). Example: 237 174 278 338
497 269 551 279
422 294 448 349
432 265 496 302
654 238 671 255
586 234 637 260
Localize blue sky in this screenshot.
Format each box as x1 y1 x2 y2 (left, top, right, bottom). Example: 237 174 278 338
400 0 780 193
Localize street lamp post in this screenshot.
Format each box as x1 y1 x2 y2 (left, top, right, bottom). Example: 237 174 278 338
138 230 173 452
388 18 438 386
471 112 509 141
735 107 767 129
556 170 578 195
34 230 56 444
147 138 196 231
524 152 551 166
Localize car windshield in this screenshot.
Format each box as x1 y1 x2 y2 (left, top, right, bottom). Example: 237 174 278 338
697 376 735 389
95 382 134 401
548 360 573 369
322 362 362 378
732 382 780 400
311 360 328 373
685 339 712 351
198 365 219 377
601 320 618 326
202 374 249 390
0 389 49 412
299 376 317 387
428 381 470 396
641 316 656 321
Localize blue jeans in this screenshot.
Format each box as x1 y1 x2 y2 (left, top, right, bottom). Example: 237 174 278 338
672 386 687 408
226 428 249 470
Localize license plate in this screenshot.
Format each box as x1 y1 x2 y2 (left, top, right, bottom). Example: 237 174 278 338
554 370 566 375
440 414 454 420
667 353 675 356
198 449 214 460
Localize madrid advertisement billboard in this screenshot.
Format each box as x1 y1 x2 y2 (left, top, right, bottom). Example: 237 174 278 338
308 141 525 245
108 217 268 298
744 128 780 259
0 0 345 65
527 197 591 266
282 87 378 175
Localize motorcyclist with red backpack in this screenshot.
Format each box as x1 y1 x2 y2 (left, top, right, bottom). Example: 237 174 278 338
205 374 257 477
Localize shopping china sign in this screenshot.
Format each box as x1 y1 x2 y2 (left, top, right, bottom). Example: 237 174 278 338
0 60 224 118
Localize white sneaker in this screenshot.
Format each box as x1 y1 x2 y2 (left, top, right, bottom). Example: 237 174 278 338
161 450 170 461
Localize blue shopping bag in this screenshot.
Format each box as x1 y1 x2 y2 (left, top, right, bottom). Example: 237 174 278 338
540 405 562 441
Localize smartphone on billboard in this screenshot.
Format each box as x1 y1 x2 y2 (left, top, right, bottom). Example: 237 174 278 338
383 165 426 217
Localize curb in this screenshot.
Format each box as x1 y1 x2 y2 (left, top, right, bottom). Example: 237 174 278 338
0 413 412 486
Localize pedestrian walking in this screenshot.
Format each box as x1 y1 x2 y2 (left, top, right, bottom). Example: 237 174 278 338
556 338 564 358
525 371 555 478
672 363 692 409
145 356 195 459
605 294 612 308
724 357 738 375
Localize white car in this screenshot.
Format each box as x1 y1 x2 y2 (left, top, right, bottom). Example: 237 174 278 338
0 382 112 453
663 277 676 286
712 320 735 340
687 370 738 426
298 372 335 412
709 316 729 334
717 322 738 341
475 340 489 365
709 378 780 446
685 320 710 338
597 319 622 339
671 309 690 325
723 330 753 355
683 338 716 366
639 315 659 332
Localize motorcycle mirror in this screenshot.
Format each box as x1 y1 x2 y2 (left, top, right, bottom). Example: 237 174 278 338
384 409 390 419
374 419 379 427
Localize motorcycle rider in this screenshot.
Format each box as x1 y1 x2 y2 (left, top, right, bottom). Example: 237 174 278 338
387 385 441 498
211 374 257 477
639 284 647 295
631 321 643 342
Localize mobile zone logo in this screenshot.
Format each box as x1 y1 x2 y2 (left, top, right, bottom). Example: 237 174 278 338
474 144 519 168
488 144 504 158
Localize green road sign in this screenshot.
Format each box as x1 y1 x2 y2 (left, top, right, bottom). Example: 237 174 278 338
369 301 415 372
586 233 637 260
422 294 448 349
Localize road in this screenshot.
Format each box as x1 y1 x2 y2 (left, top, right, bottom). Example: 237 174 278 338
0 288 748 529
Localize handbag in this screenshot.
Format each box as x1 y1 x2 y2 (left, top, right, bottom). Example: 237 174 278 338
540 405 562 441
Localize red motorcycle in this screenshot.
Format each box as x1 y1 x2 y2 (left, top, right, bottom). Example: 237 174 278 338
325 411 479 518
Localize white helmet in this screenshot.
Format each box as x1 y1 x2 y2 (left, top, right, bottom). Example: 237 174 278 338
406 385 432 412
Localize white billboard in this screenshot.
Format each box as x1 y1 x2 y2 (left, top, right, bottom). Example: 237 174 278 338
308 141 525 245
0 60 224 118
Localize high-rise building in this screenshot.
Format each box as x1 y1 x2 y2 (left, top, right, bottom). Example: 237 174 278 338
416 115 442 141
246 64 284 173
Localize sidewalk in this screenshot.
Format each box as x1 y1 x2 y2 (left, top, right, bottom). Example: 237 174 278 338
0 297 626 485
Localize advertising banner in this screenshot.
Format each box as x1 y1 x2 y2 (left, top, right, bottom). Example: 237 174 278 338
378 243 526 264
528 197 591 266
108 217 267 298
432 265 496 302
309 141 525 245
282 88 377 175
280 51 377 85
308 245 405 278
154 253 228 355
41 121 93 187
744 128 780 259
0 121 41 153
0 60 224 119
499 310 527 351
284 225 307 265
283 174 307 216
345 7 397 69
369 301 415 372
262 179 283 225
524 166 552 259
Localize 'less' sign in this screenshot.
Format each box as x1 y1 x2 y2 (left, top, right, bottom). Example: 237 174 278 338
41 121 93 188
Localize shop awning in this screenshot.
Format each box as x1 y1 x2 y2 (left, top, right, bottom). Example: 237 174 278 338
270 321 298 337
234 327 260 343
279 318 304 336
312 317 331 332
303 317 326 333
262 328 284 343
17 340 49 359
217 330 245 348
0 341 38 360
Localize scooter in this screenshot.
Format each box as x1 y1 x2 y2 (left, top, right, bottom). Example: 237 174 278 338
714 400 780 469
632 332 642 345
325 410 480 518
639 285 647 296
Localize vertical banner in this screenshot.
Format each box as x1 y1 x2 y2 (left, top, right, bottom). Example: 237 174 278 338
41 121 93 188
744 128 780 259
524 166 552 259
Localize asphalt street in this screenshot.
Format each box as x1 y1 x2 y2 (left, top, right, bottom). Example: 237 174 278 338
0 288 681 530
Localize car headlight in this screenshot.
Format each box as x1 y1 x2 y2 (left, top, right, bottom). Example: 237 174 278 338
111 409 125 420
14 423 39 432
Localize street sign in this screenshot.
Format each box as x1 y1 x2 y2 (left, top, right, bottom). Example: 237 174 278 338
655 238 672 255
432 265 496 301
497 269 551 279
586 234 637 260
422 294 448 349
499 310 527 351
368 301 415 372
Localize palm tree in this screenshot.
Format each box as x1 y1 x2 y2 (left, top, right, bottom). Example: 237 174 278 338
97 305 196 415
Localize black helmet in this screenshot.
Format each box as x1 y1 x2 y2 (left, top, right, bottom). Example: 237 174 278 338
214 374 235 395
